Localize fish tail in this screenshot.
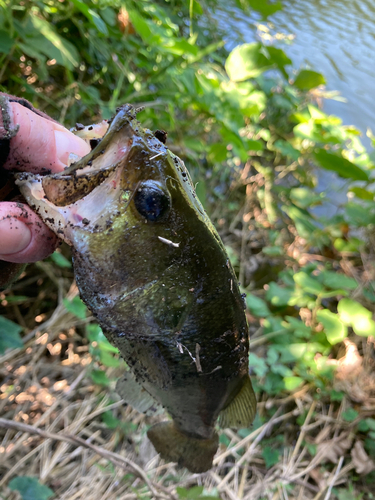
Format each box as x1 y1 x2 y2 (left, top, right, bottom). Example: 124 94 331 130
147 421 218 473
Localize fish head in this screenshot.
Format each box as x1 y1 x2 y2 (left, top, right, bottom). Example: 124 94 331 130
15 105 225 317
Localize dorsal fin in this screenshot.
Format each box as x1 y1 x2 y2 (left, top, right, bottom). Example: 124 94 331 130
218 375 257 428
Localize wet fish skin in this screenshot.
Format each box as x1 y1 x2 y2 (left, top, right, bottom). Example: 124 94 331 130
16 105 256 472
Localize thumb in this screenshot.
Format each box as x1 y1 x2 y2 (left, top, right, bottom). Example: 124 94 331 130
0 201 59 263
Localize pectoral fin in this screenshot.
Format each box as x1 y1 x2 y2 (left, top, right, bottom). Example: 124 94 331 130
116 372 162 416
219 375 257 428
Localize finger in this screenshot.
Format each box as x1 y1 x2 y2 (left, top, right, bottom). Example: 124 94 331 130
0 201 59 263
3 102 90 174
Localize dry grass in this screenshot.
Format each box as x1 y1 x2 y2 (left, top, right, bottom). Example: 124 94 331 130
1 255 375 499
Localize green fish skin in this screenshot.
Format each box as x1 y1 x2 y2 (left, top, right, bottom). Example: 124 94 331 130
16 105 256 473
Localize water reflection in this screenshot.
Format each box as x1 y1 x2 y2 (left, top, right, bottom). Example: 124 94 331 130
219 0 375 140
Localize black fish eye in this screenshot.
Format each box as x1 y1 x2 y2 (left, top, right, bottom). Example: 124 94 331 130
133 181 171 222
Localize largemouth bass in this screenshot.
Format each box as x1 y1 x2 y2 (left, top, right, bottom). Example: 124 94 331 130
16 105 256 473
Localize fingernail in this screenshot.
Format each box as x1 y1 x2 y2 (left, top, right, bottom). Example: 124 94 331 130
0 218 32 255
55 130 89 165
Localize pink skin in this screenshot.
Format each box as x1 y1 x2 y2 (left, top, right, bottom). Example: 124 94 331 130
0 102 90 263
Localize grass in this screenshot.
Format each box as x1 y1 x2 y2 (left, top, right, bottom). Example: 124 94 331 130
1 251 375 500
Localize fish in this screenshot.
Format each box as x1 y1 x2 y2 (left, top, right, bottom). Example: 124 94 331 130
15 104 257 473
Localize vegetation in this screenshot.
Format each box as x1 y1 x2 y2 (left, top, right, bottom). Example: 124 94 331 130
1 0 375 499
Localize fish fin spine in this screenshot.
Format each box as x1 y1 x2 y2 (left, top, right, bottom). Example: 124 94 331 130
219 375 257 429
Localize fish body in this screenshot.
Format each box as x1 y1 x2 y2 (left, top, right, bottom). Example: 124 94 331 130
16 105 256 472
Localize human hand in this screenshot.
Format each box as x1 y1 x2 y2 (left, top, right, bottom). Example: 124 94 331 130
0 96 90 264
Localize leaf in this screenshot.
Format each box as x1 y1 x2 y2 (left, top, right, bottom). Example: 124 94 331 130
102 410 120 429
273 139 300 161
351 441 375 475
294 272 324 295
248 353 268 377
262 446 280 468
8 476 53 500
317 310 347 345
283 376 304 391
342 408 358 422
317 433 352 463
246 0 282 18
265 282 293 307
50 251 72 268
70 0 108 35
294 69 326 90
319 271 357 291
100 350 120 367
314 149 369 181
338 299 375 337
246 294 270 317
91 369 110 386
86 324 119 353
289 187 323 208
0 316 23 353
225 43 273 82
63 296 87 319
349 186 374 201
266 46 291 79
0 29 14 54
31 15 79 69
345 202 375 226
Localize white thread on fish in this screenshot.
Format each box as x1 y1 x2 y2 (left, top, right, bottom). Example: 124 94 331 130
158 236 180 248
150 152 162 160
176 342 203 373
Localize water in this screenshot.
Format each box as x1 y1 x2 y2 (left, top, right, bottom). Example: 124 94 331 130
218 0 375 145
217 0 375 213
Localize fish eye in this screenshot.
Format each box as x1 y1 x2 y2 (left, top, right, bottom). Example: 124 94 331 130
133 180 171 222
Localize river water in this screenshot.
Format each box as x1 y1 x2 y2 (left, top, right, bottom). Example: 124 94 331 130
219 0 375 146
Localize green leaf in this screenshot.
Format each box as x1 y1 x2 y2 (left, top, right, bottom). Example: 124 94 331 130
225 43 272 82
87 324 119 353
349 187 374 201
266 46 291 79
102 410 120 429
338 299 375 337
314 149 369 181
262 446 280 468
246 294 270 317
31 15 79 69
294 272 324 295
283 376 304 391
0 316 23 353
273 140 300 161
294 70 326 90
342 408 359 422
50 251 72 268
91 369 110 386
319 271 357 291
100 350 120 367
8 476 53 500
248 353 268 377
70 0 108 35
265 282 293 307
0 29 14 54
176 486 204 499
345 202 375 227
282 205 317 239
317 310 347 345
246 0 282 18
289 187 323 209
63 296 87 319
